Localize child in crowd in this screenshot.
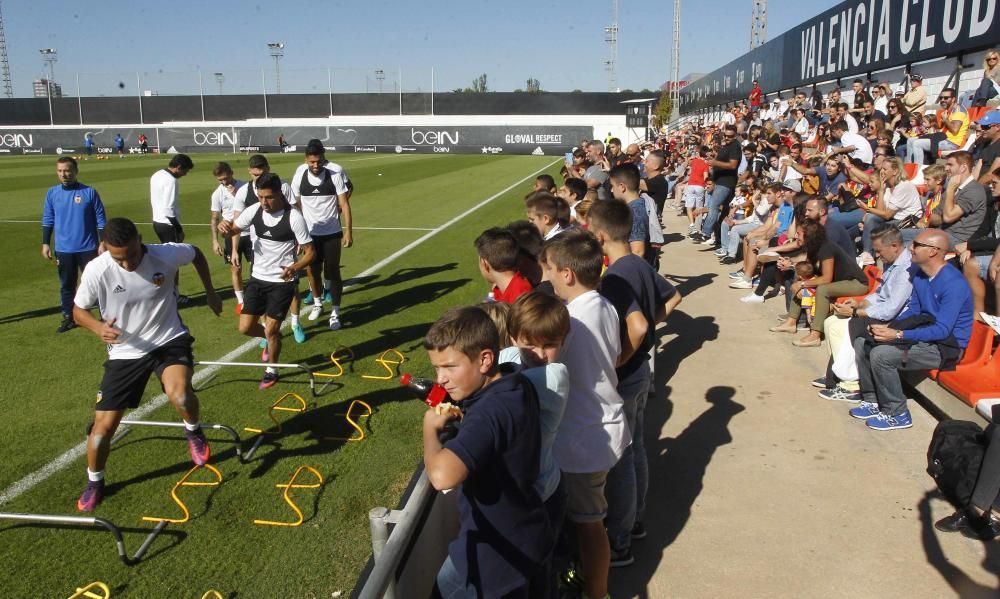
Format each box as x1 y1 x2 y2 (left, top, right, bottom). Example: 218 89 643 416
795 261 818 327
506 292 572 597
587 200 682 566
475 227 534 303
422 306 552 597
539 229 627 599
479 301 512 347
535 174 558 193
506 220 545 287
526 193 567 240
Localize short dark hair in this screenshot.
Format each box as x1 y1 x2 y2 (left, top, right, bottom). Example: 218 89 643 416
305 139 325 156
539 229 603 289
608 163 640 192
609 137 622 146
248 154 269 169
506 220 544 258
255 172 283 193
212 162 233 177
475 227 520 272
587 197 632 242
832 120 849 132
525 193 561 222
169 154 194 170
56 156 78 170
104 217 139 247
424 305 499 362
564 178 587 201
536 174 556 190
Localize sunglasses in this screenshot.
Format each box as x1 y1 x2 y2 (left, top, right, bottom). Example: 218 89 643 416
911 240 941 250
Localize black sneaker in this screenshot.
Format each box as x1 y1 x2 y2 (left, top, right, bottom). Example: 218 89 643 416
960 515 1000 540
177 294 190 306
934 511 972 533
631 521 647 539
609 547 635 567
690 232 706 242
57 316 77 333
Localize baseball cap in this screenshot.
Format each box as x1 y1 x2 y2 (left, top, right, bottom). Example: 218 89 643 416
894 85 906 95
977 110 1000 127
781 180 802 192
910 74 923 82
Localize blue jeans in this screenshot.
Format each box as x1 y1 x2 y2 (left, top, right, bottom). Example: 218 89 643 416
723 222 758 257
56 250 97 317
605 361 650 553
861 214 887 253
827 206 864 232
907 134 958 165
700 184 734 238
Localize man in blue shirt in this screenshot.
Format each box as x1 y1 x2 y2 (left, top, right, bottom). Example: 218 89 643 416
114 134 125 158
849 229 973 430
41 157 106 332
84 133 94 159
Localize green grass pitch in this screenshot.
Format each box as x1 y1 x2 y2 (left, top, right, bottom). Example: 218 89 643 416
0 151 560 596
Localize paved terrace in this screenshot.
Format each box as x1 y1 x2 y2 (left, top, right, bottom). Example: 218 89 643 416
610 215 1000 599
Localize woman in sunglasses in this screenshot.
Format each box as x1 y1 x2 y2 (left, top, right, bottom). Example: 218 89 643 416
972 49 1000 108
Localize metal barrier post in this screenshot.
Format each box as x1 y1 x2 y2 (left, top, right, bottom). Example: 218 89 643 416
368 507 395 599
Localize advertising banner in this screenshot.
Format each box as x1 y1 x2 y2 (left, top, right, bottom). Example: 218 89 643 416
0 125 591 156
681 0 999 112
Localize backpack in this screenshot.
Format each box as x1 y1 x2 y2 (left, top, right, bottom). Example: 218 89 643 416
926 420 990 510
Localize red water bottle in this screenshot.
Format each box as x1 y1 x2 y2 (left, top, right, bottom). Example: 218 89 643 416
400 373 449 407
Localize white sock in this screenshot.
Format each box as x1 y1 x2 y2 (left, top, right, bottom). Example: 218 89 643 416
87 468 104 482
183 420 200 432
235 289 244 304
266 366 278 375
313 298 322 307
290 314 299 326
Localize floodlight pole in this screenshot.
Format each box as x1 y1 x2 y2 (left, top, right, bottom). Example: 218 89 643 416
39 48 56 125
214 72 224 95
375 68 385 93
198 69 205 122
75 72 82 124
136 72 143 124
261 67 269 119
398 67 402 116
267 42 284 94
327 67 333 116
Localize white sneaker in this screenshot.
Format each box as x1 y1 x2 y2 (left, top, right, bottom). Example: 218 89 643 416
729 278 753 289
308 303 323 321
739 293 764 304
328 313 342 331
699 235 716 246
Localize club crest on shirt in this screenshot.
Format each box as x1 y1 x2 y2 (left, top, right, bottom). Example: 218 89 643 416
152 272 165 287
74 195 82 204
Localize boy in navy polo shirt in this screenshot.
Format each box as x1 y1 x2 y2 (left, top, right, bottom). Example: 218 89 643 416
423 306 551 598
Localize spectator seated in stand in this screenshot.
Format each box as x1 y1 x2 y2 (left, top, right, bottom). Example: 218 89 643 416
959 166 1000 319
815 225 913 402
854 157 923 266
730 181 797 295
848 229 973 431
717 183 768 264
769 219 869 347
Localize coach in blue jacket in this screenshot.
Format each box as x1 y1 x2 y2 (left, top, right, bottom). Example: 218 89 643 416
41 156 106 333
849 228 973 431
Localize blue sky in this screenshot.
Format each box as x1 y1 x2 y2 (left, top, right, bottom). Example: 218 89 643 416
3 0 841 97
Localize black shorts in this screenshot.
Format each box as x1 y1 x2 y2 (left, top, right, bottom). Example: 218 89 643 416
97 334 194 411
153 221 181 243
224 235 253 265
243 279 295 320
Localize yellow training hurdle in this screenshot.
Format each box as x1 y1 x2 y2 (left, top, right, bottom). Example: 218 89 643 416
141 464 224 524
253 465 325 527
68 581 110 599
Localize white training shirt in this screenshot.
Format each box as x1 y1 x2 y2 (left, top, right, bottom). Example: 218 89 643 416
74 243 195 360
290 162 350 236
884 180 923 221
150 169 181 224
553 290 628 473
210 179 245 221
233 203 312 283
233 180 295 238
839 131 874 165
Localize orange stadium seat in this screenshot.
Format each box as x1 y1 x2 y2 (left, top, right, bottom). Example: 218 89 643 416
929 320 994 380
937 339 1000 407
835 265 880 305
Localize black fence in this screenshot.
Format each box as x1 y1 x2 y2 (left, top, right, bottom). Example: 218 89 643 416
0 92 654 126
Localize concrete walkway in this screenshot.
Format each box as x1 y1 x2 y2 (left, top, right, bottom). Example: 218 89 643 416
609 219 1000 598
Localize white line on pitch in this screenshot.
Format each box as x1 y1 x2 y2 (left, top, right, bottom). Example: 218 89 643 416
0 220 434 232
0 157 560 506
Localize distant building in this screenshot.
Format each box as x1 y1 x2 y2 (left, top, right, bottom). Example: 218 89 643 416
33 79 62 98
660 73 706 93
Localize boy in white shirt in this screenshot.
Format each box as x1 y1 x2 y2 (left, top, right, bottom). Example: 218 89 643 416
539 229 627 599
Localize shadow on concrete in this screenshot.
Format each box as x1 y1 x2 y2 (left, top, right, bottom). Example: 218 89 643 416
609 303 737 598
918 492 1000 598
